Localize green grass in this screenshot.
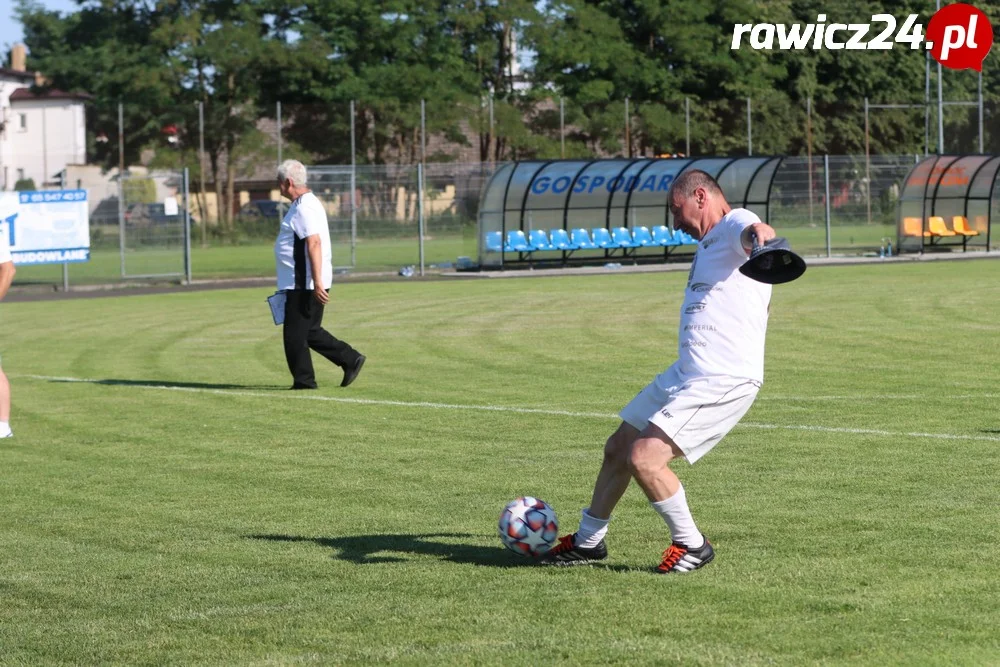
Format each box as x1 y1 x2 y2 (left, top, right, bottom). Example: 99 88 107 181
1 260 1000 664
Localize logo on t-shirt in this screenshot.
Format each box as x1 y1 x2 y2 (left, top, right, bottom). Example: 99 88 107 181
685 302 707 314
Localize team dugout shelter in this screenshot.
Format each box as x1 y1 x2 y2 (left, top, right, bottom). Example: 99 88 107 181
897 154 998 253
476 157 782 269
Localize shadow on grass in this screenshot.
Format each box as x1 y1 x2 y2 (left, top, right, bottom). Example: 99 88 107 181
248 533 637 572
47 378 285 391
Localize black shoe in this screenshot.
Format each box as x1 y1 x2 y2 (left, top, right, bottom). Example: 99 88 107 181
654 536 715 574
539 533 608 565
290 383 316 390
340 355 366 388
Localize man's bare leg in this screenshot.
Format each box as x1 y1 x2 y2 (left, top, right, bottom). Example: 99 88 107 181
0 368 11 437
629 423 705 550
540 422 639 562
587 421 641 518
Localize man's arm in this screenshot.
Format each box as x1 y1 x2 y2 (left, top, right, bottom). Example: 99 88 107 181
740 222 777 254
0 261 15 301
305 235 329 305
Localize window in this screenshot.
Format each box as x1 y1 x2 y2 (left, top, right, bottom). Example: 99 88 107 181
18 114 27 131
17 168 25 181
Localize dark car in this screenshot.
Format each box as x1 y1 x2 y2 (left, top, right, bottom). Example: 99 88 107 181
238 200 286 220
124 202 187 226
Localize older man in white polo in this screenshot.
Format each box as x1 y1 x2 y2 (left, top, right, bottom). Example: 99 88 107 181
274 159 365 389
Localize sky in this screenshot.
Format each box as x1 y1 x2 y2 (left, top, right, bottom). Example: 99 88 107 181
0 0 79 52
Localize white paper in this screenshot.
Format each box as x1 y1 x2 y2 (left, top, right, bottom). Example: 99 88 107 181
267 291 286 325
164 196 179 216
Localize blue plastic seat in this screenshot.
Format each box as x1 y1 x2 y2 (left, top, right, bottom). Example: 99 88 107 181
632 226 656 247
591 228 615 249
549 229 578 250
505 230 532 253
485 231 503 252
652 225 677 246
677 230 698 245
571 228 598 249
528 229 556 251
611 227 640 248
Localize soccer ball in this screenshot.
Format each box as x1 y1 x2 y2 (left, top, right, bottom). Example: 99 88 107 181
498 496 559 557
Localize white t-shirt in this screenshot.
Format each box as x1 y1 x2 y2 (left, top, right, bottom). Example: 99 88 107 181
672 208 772 383
274 191 333 291
0 222 12 264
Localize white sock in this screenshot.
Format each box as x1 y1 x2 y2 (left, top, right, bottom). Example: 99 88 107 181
651 485 705 549
574 508 610 548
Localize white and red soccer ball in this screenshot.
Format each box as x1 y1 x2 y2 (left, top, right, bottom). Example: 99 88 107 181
498 496 559 557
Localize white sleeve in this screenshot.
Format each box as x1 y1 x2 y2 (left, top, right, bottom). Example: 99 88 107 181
290 197 325 239
727 209 761 257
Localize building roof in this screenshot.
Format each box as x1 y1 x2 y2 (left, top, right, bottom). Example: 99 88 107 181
9 87 92 102
0 67 36 82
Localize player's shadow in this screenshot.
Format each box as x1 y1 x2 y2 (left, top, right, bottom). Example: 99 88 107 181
48 378 285 391
248 533 636 572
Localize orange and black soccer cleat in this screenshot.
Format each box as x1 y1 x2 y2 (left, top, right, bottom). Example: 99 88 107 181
655 537 715 574
539 534 608 566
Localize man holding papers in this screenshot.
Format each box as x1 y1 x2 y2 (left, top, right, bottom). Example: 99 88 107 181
274 160 365 390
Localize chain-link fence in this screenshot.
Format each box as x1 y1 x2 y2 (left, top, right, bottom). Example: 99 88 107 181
118 170 190 279
12 169 191 289
308 163 495 274
223 98 1000 168
770 155 921 257
8 155 998 290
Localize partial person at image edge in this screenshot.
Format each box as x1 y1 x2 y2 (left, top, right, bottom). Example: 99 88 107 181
274 159 365 390
0 222 16 438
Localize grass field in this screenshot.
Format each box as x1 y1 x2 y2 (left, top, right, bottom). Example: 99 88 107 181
2 260 999 664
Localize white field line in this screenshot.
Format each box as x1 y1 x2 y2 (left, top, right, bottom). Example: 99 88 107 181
16 374 1000 444
759 394 1000 401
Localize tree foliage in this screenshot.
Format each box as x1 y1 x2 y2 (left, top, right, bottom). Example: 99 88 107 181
14 0 999 173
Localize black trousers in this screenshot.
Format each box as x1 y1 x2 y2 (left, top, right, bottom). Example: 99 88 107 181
282 289 361 388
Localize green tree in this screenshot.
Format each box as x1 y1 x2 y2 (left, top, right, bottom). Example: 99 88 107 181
152 0 290 229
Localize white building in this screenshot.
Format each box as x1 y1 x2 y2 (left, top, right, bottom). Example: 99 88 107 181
0 44 88 190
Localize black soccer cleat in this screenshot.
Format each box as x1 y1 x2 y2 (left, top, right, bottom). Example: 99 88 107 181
654 537 715 574
539 534 608 566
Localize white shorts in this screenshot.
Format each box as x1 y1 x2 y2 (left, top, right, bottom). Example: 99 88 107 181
619 370 761 464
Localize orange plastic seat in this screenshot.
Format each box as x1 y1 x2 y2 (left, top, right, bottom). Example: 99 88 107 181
903 217 930 237
928 216 956 236
952 216 980 236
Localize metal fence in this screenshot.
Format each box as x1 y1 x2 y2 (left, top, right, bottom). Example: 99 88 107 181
117 170 191 280
770 155 921 257
308 163 495 274
8 156 998 290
